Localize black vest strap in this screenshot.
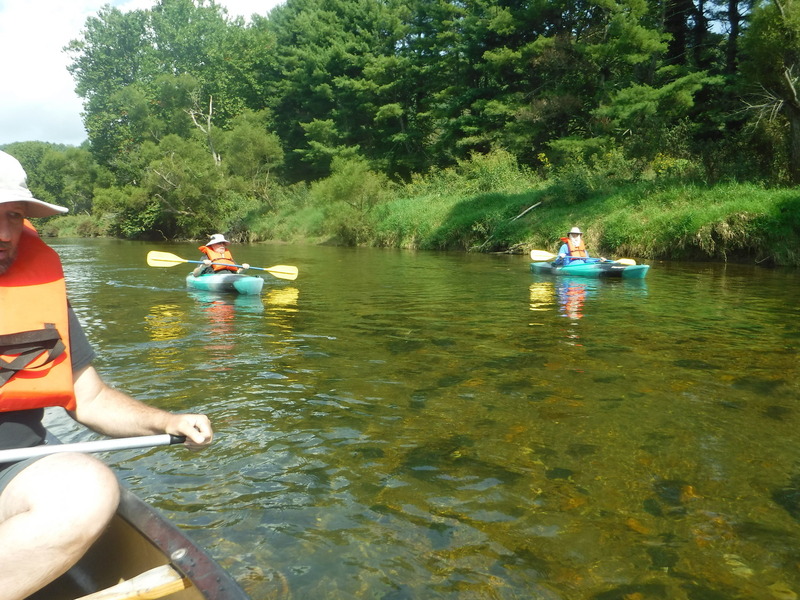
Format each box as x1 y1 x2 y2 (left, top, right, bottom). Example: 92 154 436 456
0 324 66 386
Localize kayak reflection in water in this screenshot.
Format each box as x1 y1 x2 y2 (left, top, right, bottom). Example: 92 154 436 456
557 279 589 320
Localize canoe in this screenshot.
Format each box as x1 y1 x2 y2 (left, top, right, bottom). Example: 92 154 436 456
530 261 650 279
25 432 250 600
186 272 264 295
30 484 250 600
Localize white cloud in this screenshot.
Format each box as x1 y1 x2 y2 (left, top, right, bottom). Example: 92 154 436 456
0 0 283 147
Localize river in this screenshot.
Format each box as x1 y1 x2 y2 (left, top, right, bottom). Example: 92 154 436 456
44 239 800 600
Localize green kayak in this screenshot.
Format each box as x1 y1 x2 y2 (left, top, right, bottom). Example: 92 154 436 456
186 272 265 294
530 261 650 279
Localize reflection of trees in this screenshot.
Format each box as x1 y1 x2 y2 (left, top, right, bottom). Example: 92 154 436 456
264 287 299 338
528 282 554 313
144 303 188 365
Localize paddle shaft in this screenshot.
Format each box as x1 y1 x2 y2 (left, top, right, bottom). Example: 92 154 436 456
180 257 254 269
0 434 185 464
147 251 298 280
533 251 601 262
187 258 297 277
564 255 598 262
530 249 636 265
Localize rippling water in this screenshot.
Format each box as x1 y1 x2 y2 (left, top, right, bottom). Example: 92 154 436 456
44 239 800 599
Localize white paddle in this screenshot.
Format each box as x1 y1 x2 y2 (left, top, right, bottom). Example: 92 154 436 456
0 434 186 464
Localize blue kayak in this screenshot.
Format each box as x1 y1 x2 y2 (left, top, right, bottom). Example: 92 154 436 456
530 261 650 279
185 272 265 294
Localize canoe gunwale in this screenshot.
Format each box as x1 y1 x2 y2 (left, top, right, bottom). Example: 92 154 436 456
115 486 250 599
29 432 250 600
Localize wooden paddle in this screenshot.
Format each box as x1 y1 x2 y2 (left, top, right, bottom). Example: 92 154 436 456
529 249 637 266
147 250 299 281
75 564 190 600
0 434 186 464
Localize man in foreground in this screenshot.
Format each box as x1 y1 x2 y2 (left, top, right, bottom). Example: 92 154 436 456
0 150 214 599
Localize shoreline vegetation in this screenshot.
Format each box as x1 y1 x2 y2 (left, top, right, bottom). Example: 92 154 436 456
38 149 799 267
7 0 800 266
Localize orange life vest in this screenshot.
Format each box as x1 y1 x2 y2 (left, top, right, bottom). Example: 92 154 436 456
564 236 588 258
0 221 76 412
198 245 238 273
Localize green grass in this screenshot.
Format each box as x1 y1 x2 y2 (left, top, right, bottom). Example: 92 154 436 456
44 150 800 265
364 179 800 265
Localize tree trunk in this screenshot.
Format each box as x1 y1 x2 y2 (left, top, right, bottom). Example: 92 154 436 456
664 0 694 65
694 0 710 69
188 96 221 166
726 0 741 75
787 103 800 184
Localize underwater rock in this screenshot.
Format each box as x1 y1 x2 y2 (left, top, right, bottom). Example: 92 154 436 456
772 475 800 521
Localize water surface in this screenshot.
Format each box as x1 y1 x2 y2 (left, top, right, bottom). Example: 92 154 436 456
45 240 800 599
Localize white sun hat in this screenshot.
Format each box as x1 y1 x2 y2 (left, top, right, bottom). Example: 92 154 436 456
568 227 583 235
0 151 68 218
207 233 230 245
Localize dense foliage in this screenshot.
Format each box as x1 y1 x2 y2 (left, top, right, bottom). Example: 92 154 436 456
3 0 800 258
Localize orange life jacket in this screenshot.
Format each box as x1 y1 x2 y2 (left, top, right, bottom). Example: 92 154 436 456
198 245 238 273
564 236 588 258
0 221 76 412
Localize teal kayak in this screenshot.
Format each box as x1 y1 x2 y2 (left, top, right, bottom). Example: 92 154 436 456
186 272 265 294
530 261 650 279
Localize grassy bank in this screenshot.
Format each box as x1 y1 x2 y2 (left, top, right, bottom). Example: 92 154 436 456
245 152 800 265
370 179 800 265
44 151 800 266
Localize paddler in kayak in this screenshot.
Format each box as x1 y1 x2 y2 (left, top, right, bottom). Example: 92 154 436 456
555 226 607 265
0 150 214 600
192 233 250 276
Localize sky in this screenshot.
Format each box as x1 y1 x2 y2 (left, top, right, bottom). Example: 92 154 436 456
0 0 284 147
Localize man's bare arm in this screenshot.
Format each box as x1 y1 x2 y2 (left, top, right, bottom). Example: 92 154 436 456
69 365 213 448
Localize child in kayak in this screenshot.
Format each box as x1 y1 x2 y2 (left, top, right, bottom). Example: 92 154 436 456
192 233 250 276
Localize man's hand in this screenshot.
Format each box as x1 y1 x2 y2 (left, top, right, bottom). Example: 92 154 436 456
165 414 213 449
241 263 250 270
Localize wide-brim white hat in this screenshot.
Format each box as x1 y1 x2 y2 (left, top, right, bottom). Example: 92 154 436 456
0 151 68 218
568 227 583 235
207 233 230 245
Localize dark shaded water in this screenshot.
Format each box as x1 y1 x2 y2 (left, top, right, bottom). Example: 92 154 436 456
44 240 800 599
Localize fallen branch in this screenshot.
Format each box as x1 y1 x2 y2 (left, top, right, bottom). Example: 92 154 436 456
510 202 541 221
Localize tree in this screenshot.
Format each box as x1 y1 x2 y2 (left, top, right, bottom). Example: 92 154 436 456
257 0 415 180
66 0 251 177
219 109 284 178
741 0 800 183
37 148 108 215
65 6 156 168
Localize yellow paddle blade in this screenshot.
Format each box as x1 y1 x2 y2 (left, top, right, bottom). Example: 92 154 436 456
616 258 637 265
147 251 188 267
263 265 299 281
530 249 557 261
